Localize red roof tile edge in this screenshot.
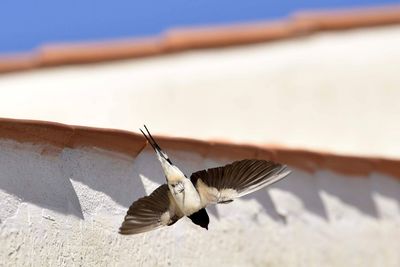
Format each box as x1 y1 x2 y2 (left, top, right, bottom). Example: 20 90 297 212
1 5 400 73
0 117 399 180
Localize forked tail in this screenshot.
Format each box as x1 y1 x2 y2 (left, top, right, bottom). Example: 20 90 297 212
140 125 172 165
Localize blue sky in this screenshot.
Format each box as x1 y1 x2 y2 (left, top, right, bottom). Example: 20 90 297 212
0 0 399 54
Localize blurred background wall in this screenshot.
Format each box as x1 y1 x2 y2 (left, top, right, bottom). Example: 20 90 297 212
1 25 400 158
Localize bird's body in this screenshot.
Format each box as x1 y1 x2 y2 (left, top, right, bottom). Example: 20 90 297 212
119 126 291 235
149 135 203 216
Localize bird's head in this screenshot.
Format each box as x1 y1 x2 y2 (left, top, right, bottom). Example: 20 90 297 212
188 208 209 230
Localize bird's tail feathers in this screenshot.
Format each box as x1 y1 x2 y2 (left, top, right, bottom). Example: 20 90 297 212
140 125 172 165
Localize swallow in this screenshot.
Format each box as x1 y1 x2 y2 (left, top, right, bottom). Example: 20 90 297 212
119 126 291 235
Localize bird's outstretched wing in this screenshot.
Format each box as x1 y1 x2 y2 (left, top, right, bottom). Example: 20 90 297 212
190 159 290 205
119 184 181 235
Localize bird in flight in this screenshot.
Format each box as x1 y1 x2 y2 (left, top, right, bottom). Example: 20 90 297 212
119 126 291 235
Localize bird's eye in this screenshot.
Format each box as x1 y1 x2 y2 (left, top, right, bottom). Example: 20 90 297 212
171 184 176 188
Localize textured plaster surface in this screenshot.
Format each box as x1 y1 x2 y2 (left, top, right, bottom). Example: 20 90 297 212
1 26 400 158
1 139 399 266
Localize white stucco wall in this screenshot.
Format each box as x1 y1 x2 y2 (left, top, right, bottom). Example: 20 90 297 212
1 26 400 158
1 139 399 266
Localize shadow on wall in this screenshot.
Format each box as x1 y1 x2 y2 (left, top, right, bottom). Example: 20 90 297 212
0 140 399 223
59 147 148 212
0 141 84 219
271 169 329 220
318 170 379 218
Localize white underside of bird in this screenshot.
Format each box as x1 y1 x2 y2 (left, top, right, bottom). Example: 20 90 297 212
157 145 215 217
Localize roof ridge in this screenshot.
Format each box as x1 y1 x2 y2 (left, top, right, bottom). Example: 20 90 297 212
1 4 400 73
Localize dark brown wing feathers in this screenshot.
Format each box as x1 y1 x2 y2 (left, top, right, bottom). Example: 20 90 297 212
191 159 283 192
119 184 179 235
190 159 290 203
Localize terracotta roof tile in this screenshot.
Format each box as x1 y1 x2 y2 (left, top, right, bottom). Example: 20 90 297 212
1 117 399 180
